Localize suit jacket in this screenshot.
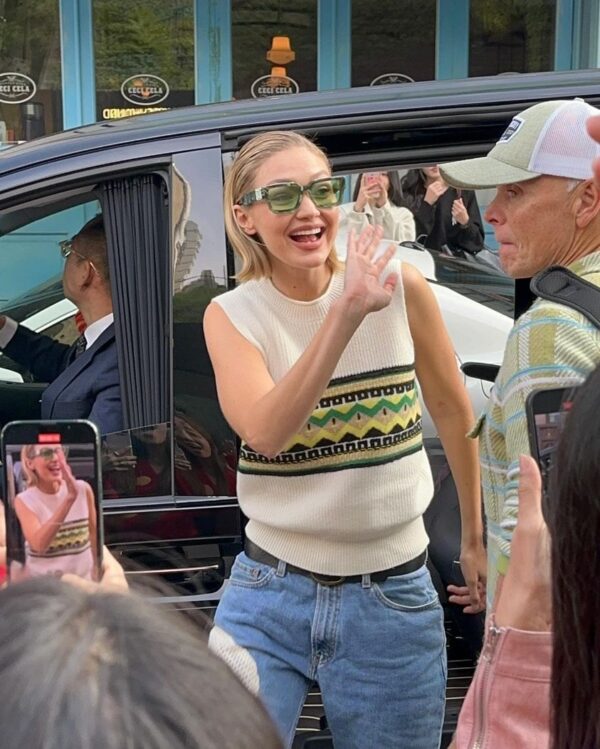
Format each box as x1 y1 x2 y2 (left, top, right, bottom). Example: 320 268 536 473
4 323 123 434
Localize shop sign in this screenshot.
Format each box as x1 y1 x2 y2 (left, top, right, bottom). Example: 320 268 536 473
370 73 415 86
0 72 36 104
251 74 299 98
121 75 169 106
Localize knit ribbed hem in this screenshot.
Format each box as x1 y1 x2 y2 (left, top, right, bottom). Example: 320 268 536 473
245 516 429 577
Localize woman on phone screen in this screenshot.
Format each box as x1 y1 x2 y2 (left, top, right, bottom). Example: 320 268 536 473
204 131 486 749
14 445 97 580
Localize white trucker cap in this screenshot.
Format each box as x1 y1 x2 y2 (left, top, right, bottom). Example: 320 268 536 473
440 98 600 189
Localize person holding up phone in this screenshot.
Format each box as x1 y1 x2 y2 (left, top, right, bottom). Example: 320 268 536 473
400 166 484 256
338 170 416 242
12 445 97 580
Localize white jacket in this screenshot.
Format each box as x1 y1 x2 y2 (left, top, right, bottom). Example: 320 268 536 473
338 200 416 243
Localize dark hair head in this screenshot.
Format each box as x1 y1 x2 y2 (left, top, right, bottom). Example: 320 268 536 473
73 215 110 285
548 365 600 749
399 169 428 211
352 171 404 207
0 578 282 749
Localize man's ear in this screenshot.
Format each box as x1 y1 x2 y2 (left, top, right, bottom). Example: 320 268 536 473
574 179 600 228
232 205 257 236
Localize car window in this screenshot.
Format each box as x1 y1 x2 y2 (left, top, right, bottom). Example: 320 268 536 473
0 201 99 381
171 151 237 498
337 168 514 318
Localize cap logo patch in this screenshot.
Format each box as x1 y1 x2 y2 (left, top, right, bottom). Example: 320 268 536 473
498 116 523 143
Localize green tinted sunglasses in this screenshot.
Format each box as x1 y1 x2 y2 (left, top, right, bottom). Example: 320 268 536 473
239 177 346 214
33 446 68 460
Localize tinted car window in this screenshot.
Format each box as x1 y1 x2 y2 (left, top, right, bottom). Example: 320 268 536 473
172 151 237 497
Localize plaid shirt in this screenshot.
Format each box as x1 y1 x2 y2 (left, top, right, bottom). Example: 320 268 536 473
474 250 600 605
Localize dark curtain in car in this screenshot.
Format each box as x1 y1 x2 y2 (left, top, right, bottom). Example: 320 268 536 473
100 175 169 429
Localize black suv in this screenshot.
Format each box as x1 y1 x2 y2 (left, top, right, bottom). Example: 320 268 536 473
1 70 598 746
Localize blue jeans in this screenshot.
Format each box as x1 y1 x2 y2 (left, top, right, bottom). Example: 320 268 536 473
215 551 447 749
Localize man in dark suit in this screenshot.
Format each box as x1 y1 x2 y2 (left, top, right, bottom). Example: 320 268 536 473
0 216 122 434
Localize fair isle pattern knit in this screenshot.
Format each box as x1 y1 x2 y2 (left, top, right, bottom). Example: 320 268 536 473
476 250 600 605
213 259 434 575
29 518 91 558
239 364 422 476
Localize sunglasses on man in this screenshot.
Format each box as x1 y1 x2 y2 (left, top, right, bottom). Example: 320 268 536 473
239 177 346 214
59 239 98 274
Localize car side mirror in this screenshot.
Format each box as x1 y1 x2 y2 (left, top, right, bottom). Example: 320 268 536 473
461 362 499 383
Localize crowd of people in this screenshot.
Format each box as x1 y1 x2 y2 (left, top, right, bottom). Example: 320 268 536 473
2 96 600 749
338 164 485 257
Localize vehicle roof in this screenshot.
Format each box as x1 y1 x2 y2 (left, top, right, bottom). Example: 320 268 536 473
2 70 600 179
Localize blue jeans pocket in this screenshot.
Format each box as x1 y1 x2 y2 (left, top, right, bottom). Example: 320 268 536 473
228 551 276 589
372 566 441 612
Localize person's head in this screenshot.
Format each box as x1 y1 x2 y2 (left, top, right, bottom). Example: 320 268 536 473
352 171 404 206
225 131 344 282
20 444 66 487
547 365 600 749
440 99 600 278
61 215 111 309
399 168 428 211
421 165 441 182
0 578 282 749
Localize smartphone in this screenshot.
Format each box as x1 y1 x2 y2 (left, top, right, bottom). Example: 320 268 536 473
364 172 381 185
526 387 578 496
1 420 103 583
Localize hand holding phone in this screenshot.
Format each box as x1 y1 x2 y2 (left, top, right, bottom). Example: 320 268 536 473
526 387 578 501
1 420 103 584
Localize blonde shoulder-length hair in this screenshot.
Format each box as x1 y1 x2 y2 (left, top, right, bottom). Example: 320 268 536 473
224 130 343 283
20 445 41 487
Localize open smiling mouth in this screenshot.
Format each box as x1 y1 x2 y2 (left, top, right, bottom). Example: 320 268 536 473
289 228 325 243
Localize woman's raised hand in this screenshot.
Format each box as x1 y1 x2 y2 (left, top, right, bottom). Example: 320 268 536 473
341 226 398 320
57 450 78 502
424 179 448 206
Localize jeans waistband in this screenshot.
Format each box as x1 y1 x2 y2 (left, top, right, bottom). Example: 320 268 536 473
244 538 427 586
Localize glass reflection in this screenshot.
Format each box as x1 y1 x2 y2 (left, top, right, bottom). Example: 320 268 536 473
172 151 237 497
102 423 171 499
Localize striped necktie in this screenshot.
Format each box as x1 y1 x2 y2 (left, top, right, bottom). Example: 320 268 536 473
73 334 87 358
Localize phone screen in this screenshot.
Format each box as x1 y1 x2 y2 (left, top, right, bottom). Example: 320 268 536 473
526 387 578 494
1 420 103 583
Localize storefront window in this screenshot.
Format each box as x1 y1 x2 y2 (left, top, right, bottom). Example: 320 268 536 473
352 0 436 87
93 0 194 122
470 0 557 77
0 0 62 145
232 0 317 100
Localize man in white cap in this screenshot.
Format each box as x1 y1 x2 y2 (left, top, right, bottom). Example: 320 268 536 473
440 98 600 612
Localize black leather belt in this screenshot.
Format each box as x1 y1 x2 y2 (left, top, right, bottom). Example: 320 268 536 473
244 538 427 587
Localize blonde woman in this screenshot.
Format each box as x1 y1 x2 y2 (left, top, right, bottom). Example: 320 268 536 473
14 445 97 580
204 131 485 748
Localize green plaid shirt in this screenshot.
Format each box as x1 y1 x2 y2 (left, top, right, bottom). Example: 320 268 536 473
474 250 600 605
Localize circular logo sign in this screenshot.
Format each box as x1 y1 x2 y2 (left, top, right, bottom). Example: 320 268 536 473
370 73 415 86
251 74 299 99
0 72 36 104
121 75 169 106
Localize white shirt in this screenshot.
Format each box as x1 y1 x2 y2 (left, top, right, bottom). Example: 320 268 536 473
84 313 114 349
0 313 114 351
